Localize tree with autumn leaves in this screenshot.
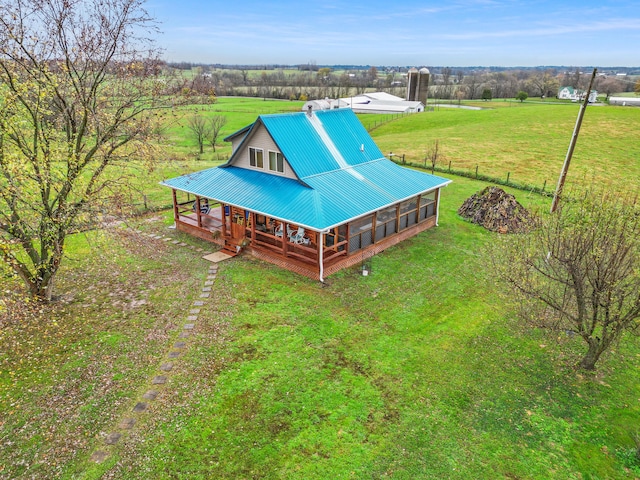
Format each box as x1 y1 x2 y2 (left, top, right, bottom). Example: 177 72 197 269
0 0 166 300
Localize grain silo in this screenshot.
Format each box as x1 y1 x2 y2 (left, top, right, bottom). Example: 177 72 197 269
406 67 430 105
417 67 430 105
406 68 418 102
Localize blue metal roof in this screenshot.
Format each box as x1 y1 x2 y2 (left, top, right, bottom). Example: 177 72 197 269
162 161 450 231
259 109 384 179
222 123 252 143
162 109 451 231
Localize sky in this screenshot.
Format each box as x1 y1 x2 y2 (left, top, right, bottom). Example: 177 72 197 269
147 0 640 67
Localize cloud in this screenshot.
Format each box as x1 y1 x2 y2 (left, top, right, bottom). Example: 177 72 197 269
441 18 640 40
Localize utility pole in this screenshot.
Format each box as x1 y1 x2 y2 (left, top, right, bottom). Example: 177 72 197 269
550 67 597 213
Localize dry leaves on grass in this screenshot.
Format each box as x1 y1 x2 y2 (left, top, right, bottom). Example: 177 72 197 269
0 224 207 478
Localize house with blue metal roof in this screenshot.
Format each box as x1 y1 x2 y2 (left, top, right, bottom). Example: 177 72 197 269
161 107 450 281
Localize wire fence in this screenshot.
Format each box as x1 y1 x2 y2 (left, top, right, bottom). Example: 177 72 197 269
389 155 554 197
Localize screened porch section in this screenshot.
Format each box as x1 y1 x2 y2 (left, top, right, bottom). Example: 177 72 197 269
170 188 439 279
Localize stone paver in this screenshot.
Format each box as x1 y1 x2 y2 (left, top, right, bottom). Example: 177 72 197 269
133 402 147 412
163 237 171 242
91 450 109 463
196 248 204 252
119 418 136 429
105 432 121 445
171 240 180 245
93 257 218 458
178 242 187 247
142 390 158 400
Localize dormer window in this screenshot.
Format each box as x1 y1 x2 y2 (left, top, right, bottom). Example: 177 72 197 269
268 151 285 173
249 147 263 168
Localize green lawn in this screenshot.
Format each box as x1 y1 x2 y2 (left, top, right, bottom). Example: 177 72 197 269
2 98 640 479
371 102 640 195
2 177 639 479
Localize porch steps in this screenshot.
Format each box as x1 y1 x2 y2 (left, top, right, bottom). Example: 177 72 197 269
221 244 239 257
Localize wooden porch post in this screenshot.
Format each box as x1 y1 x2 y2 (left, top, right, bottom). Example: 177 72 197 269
395 203 401 233
250 212 256 245
282 223 288 257
172 189 179 221
371 211 378 244
345 223 350 256
416 194 422 222
196 196 202 228
221 203 227 237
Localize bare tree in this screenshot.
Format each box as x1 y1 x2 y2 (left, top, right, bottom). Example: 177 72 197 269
208 115 228 152
186 116 211 154
0 0 165 300
464 74 482 100
597 77 623 100
494 191 640 370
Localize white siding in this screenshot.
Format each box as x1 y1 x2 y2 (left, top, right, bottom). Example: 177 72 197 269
231 124 298 180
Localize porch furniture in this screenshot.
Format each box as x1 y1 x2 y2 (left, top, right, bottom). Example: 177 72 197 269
289 228 310 245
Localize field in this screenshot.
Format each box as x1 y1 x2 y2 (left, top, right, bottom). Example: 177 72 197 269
1 98 640 479
372 100 640 195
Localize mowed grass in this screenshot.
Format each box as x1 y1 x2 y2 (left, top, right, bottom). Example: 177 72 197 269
371 102 640 194
161 97 304 163
2 178 638 479
2 98 640 478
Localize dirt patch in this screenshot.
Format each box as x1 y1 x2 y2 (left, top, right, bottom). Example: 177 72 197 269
458 186 534 234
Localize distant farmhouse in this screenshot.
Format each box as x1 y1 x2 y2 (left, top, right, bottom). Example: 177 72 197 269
558 86 598 103
608 96 640 107
162 108 450 281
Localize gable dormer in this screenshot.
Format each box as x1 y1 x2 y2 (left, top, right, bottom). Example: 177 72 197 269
224 120 299 181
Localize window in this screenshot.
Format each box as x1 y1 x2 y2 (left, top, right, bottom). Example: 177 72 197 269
268 151 284 173
249 147 263 168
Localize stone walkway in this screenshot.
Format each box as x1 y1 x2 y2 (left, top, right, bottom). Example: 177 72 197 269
89 230 220 464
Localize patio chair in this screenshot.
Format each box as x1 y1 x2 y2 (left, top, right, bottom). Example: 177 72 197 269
274 223 284 237
289 227 310 245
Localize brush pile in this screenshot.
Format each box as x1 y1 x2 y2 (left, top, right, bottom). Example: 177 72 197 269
458 186 534 233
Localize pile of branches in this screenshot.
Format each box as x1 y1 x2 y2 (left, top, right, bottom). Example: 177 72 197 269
458 186 534 233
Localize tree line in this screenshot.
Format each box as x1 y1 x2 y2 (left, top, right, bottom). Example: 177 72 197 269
165 63 638 102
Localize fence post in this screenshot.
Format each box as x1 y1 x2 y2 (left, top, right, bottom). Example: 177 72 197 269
402 154 405 164
143 194 148 210
475 165 478 179
448 160 451 172
542 180 547 192
506 172 510 184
